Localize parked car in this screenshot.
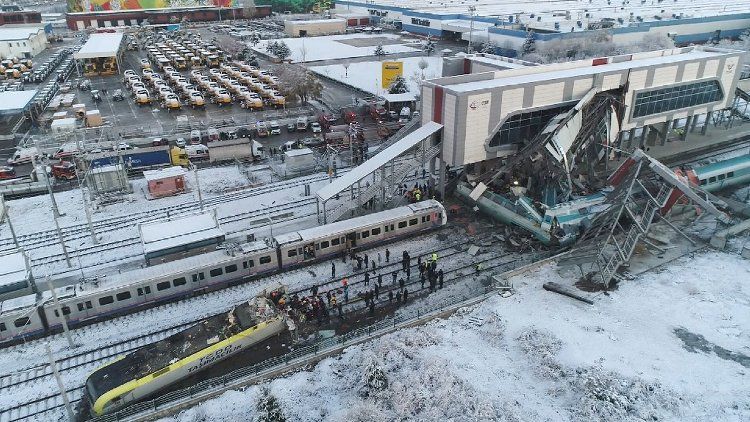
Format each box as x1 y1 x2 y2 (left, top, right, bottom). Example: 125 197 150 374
175 138 187 148
287 122 296 133
310 122 322 134
269 121 281 135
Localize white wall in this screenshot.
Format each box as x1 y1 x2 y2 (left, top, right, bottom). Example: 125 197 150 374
0 31 47 59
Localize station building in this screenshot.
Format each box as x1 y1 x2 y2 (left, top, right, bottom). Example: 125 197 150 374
421 46 744 167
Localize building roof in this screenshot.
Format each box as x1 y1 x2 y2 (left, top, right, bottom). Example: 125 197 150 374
0 250 28 289
0 26 42 41
139 211 224 257
317 121 443 202
286 18 346 25
143 166 185 181
74 33 124 59
284 147 313 157
442 47 727 93
0 90 36 114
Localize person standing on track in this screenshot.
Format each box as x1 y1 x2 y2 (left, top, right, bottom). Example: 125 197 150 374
331 262 336 279
386 248 390 262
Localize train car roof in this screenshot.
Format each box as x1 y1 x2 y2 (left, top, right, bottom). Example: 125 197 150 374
694 154 750 178
1 286 74 315
86 298 277 403
274 200 443 245
68 241 273 298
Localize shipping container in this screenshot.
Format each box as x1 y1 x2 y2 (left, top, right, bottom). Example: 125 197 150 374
208 138 254 163
87 146 172 171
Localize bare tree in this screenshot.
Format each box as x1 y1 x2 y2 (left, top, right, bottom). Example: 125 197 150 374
418 58 429 79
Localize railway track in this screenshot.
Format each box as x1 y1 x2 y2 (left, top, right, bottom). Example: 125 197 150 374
0 170 338 253
0 229 487 421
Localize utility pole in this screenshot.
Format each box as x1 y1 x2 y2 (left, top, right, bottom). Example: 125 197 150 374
1 195 19 249
193 163 204 211
46 277 75 349
32 139 62 218
76 170 98 245
45 343 76 422
53 211 71 268
468 5 477 54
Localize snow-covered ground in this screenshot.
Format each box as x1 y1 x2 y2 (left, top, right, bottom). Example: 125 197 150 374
252 34 420 63
165 249 750 422
310 56 443 99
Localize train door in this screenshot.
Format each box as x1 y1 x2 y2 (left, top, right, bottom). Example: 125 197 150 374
303 243 316 260
345 232 357 249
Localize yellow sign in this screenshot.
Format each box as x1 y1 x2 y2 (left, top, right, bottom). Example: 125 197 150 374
382 61 403 89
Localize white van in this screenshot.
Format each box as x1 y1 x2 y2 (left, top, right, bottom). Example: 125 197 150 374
185 144 209 160
7 146 40 165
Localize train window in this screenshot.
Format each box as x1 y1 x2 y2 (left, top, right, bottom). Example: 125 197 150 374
699 179 707 186
157 281 171 291
225 264 238 273
728 171 734 178
243 260 254 268
709 176 716 183
409 218 418 226
209 268 223 277
0 323 5 332
384 225 389 232
13 317 30 328
426 215 431 222
259 256 272 264
77 301 93 312
173 277 187 287
320 240 330 249
361 230 370 239
77 303 85 312
718 174 726 181
422 215 431 223
138 286 152 296
85 300 93 309
54 306 71 317
287 249 297 257
372 228 381 236
99 296 114 306
331 238 340 246
116 291 132 301
398 221 407 229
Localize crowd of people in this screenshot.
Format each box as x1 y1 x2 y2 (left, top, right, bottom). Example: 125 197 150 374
270 246 447 328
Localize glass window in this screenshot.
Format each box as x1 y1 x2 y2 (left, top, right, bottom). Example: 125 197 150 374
287 249 297 257
699 179 707 186
77 303 85 312
173 277 187 287
13 317 30 328
409 218 418 226
633 80 722 118
116 291 132 301
99 296 114 306
398 221 407 228
728 171 734 178
157 281 171 291
320 240 330 249
717 174 726 181
0 322 5 332
210 268 223 277
709 176 717 183
489 103 576 147
225 264 238 273
54 306 71 317
361 230 370 239
259 256 272 264
331 238 340 246
372 228 381 235
245 260 254 268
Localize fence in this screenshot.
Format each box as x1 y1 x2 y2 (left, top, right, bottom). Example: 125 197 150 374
90 251 555 422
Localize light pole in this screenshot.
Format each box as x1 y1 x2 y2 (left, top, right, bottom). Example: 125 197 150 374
260 201 276 238
468 5 476 54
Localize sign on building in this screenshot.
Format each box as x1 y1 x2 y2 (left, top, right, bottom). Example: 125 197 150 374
382 61 403 88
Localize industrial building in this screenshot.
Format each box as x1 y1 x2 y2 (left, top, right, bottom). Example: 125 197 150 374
65 5 272 30
335 0 750 48
284 18 347 37
0 26 48 59
73 32 124 76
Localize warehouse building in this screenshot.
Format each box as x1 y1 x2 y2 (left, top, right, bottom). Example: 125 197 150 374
284 18 347 37
0 26 47 59
421 46 743 167
335 0 750 48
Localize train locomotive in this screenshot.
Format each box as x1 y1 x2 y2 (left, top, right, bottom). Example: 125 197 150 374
0 201 447 346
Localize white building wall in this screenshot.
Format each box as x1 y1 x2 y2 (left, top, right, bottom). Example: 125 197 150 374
652 65 677 86
463 92 492 164
443 93 457 163
532 81 564 107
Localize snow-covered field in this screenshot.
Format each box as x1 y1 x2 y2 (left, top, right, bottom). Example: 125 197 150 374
252 34 420 63
310 56 443 99
165 249 750 422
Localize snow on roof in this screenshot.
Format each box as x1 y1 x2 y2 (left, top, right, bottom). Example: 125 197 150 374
0 250 28 289
317 122 443 202
381 92 418 103
89 163 124 174
0 293 37 315
445 48 724 93
74 33 124 59
284 148 314 157
286 18 346 25
143 166 185 181
0 90 37 112
275 200 441 245
468 55 528 69
0 27 43 41
139 211 224 256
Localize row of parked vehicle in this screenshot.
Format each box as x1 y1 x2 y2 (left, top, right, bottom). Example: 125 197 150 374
28 48 73 84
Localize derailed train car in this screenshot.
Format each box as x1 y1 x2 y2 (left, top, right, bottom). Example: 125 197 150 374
84 287 287 416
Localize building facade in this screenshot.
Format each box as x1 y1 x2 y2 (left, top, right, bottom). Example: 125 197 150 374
421 47 743 167
0 27 48 59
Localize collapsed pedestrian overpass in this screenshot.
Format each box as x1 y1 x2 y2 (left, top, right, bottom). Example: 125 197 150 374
316 122 444 224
